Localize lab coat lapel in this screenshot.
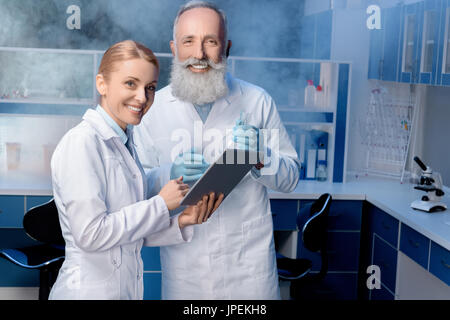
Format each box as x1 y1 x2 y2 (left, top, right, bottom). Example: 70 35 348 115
204 73 242 129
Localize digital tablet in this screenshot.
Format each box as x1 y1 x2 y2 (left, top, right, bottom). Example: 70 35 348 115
180 148 263 206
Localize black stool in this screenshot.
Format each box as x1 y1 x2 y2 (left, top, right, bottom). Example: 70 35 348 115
0 199 65 300
276 193 332 299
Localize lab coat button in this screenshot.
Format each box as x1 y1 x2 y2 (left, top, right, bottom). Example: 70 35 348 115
132 174 137 179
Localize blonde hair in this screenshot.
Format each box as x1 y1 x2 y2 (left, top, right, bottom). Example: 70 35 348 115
98 40 159 82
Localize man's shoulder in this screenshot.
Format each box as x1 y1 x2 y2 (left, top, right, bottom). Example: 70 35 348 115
155 84 173 101
229 76 274 105
231 76 271 98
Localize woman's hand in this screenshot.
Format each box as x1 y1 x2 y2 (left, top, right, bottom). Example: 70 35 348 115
158 176 189 210
178 192 225 228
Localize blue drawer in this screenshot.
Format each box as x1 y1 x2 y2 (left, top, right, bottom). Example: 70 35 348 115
400 223 429 269
369 205 399 248
141 247 161 271
143 272 162 300
297 231 361 271
429 241 450 286
0 196 24 228
317 273 358 300
327 201 362 230
270 200 298 230
25 196 53 211
370 283 395 300
372 235 397 293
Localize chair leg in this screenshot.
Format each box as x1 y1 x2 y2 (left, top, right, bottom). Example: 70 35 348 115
39 268 51 300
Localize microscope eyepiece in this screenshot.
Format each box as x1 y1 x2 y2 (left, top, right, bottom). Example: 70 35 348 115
414 156 428 171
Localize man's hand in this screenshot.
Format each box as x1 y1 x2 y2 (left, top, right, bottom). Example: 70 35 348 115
170 150 209 183
178 192 225 228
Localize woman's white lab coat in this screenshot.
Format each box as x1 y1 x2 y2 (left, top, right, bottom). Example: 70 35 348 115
49 109 192 300
134 74 301 299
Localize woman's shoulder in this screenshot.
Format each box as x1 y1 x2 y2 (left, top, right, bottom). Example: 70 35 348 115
54 119 101 156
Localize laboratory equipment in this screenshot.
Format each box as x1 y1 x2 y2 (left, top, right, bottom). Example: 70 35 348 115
314 85 324 108
316 160 327 182
6 142 21 170
304 80 315 107
359 85 415 179
410 156 447 212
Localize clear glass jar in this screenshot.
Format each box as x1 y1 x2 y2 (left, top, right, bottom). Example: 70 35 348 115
316 160 327 182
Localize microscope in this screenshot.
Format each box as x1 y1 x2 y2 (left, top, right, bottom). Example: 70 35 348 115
410 156 447 212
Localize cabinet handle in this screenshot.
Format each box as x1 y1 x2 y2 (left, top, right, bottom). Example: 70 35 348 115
441 260 450 269
408 239 420 248
379 59 384 79
0 209 2 214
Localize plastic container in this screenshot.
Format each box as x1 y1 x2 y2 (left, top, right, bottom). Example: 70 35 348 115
304 80 315 107
315 85 325 108
316 160 327 181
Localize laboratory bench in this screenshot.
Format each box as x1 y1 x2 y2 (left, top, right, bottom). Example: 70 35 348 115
0 176 449 300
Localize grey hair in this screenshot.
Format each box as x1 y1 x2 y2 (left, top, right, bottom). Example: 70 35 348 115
172 1 228 51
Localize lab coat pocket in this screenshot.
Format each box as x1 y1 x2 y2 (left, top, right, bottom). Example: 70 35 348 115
242 214 275 280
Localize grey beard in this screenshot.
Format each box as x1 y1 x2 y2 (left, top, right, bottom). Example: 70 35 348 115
170 56 228 105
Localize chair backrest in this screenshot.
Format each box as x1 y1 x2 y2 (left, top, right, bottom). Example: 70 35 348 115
301 193 332 253
23 199 65 245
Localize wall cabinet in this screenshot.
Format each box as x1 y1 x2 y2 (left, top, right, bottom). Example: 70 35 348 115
368 5 402 81
368 0 450 86
436 0 450 85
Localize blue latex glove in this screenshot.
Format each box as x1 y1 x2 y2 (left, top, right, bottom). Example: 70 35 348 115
232 117 259 151
170 150 209 183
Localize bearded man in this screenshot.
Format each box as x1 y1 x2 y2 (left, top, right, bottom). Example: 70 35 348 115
134 0 300 300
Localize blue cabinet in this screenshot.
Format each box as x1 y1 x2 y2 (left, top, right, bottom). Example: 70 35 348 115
368 5 402 81
270 199 299 231
436 0 450 85
360 202 399 300
418 0 441 84
398 2 423 83
429 241 450 286
368 0 447 86
400 223 430 269
372 235 397 294
299 10 332 60
0 195 24 228
296 200 362 300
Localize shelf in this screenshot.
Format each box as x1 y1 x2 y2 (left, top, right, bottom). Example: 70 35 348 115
0 98 95 105
283 122 334 127
278 106 335 113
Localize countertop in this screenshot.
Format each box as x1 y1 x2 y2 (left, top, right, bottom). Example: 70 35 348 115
270 176 450 252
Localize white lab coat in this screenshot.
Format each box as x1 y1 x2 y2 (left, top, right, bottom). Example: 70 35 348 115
134 73 300 299
49 109 193 300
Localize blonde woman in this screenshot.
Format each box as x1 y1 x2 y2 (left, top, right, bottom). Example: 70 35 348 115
49 40 223 300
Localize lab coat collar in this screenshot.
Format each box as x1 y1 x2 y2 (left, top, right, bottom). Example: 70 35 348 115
167 72 242 106
82 108 134 142
95 105 132 145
